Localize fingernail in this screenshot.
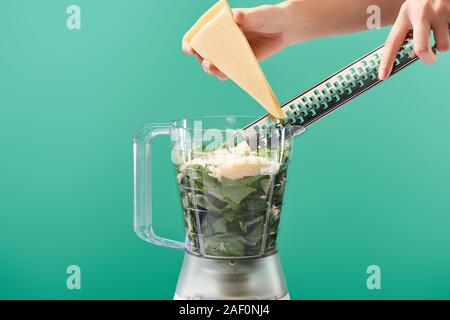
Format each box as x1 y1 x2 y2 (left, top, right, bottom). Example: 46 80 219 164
203 64 212 75
182 42 190 54
232 10 243 23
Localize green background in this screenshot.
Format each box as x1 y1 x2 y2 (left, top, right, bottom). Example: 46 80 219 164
0 0 449 299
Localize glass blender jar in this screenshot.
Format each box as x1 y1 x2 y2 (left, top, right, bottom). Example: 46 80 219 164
134 116 299 299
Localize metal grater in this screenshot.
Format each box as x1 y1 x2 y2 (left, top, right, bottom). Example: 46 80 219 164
242 32 425 147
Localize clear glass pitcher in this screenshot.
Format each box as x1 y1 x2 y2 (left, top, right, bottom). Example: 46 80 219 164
134 116 299 259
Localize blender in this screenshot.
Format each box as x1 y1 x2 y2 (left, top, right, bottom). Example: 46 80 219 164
134 31 437 299
134 116 300 300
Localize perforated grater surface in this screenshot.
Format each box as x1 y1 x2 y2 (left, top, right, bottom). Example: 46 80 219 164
242 32 424 147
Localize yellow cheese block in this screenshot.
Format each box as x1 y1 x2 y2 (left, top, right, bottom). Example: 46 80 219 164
184 0 285 119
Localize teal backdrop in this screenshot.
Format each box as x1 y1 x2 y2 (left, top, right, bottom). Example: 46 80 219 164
0 0 449 299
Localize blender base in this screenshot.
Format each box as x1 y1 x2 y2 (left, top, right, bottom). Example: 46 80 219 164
173 293 291 300
174 252 289 300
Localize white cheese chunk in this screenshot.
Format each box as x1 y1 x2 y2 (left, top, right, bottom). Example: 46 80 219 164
184 0 286 119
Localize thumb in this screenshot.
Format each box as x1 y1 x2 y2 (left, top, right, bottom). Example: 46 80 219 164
233 5 279 32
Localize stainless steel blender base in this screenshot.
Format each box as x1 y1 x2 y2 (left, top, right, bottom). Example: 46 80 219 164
173 293 290 300
174 252 288 300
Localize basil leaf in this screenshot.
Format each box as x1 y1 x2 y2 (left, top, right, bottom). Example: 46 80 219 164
178 149 290 257
246 224 264 243
260 177 273 194
221 177 256 204
237 175 264 187
212 218 227 233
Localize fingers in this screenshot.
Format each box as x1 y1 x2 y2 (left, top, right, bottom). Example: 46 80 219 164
379 13 410 80
379 0 450 80
182 4 282 81
233 7 268 31
182 41 228 80
432 19 450 52
182 41 194 55
202 60 228 81
247 37 283 61
413 19 436 64
233 5 283 33
232 9 247 27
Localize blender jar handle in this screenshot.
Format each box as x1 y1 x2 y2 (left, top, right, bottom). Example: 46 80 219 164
133 124 185 250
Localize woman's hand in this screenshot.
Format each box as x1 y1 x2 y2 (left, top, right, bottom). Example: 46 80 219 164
379 0 450 80
182 3 293 80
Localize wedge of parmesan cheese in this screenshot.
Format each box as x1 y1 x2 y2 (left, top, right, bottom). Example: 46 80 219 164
184 0 285 119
